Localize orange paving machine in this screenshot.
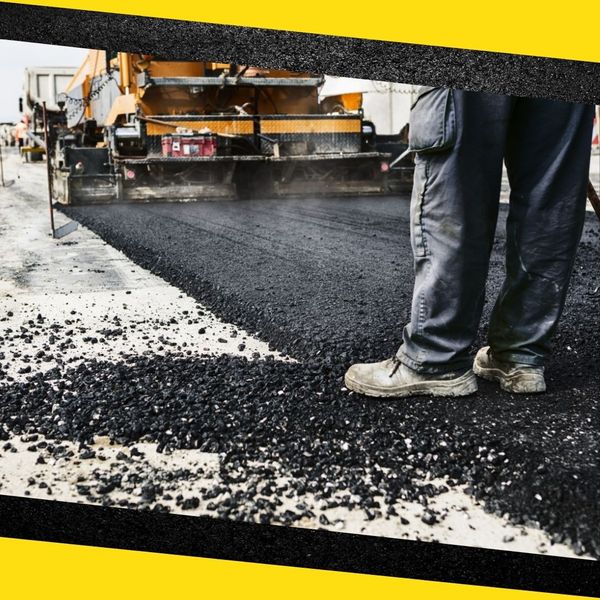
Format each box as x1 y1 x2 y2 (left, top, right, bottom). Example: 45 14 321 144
49 51 390 204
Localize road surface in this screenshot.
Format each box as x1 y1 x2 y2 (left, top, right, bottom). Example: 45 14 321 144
1 147 599 558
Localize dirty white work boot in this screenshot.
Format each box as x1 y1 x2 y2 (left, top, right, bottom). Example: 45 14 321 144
344 357 477 398
473 346 546 394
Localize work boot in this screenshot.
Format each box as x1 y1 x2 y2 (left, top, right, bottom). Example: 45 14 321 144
473 346 546 394
344 357 478 398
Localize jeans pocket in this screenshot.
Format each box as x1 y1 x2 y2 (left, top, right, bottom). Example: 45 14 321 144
408 87 456 154
410 159 429 258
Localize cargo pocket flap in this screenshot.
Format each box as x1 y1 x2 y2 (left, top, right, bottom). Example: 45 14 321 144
408 87 456 154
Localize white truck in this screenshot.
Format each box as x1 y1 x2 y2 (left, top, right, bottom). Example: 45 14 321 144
19 67 76 158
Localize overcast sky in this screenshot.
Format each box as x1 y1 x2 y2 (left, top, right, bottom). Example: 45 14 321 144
0 39 87 122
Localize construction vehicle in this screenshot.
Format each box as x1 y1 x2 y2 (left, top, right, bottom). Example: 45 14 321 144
320 77 415 193
19 67 76 160
47 51 390 204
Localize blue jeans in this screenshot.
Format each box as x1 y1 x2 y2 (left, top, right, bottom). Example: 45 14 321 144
398 89 594 373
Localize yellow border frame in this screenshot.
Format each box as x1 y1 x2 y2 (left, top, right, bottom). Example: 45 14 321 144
1 537 593 599
4 0 600 63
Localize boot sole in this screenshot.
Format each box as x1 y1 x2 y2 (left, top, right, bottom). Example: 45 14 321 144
473 360 546 394
344 369 478 398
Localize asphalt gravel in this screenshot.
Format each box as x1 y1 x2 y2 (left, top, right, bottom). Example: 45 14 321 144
2 195 599 556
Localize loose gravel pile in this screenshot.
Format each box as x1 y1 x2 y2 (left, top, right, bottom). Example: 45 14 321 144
1 352 598 553
2 195 597 554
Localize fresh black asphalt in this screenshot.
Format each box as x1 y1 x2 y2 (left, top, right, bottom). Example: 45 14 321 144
3 194 599 556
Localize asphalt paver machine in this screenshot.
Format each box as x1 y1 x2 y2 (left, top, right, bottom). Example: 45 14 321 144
49 51 390 204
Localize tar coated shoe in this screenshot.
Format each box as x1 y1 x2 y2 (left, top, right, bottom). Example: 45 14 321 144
473 346 546 394
344 357 478 398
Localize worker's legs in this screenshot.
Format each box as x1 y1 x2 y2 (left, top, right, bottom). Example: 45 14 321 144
398 90 514 373
487 98 594 365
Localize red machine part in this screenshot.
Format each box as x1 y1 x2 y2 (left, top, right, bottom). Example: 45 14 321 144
162 134 217 158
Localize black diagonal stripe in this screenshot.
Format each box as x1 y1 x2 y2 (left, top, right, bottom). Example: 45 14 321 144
0 494 597 596
0 3 600 104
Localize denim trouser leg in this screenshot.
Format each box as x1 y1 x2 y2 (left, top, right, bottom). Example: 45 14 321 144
488 98 594 365
398 90 594 373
